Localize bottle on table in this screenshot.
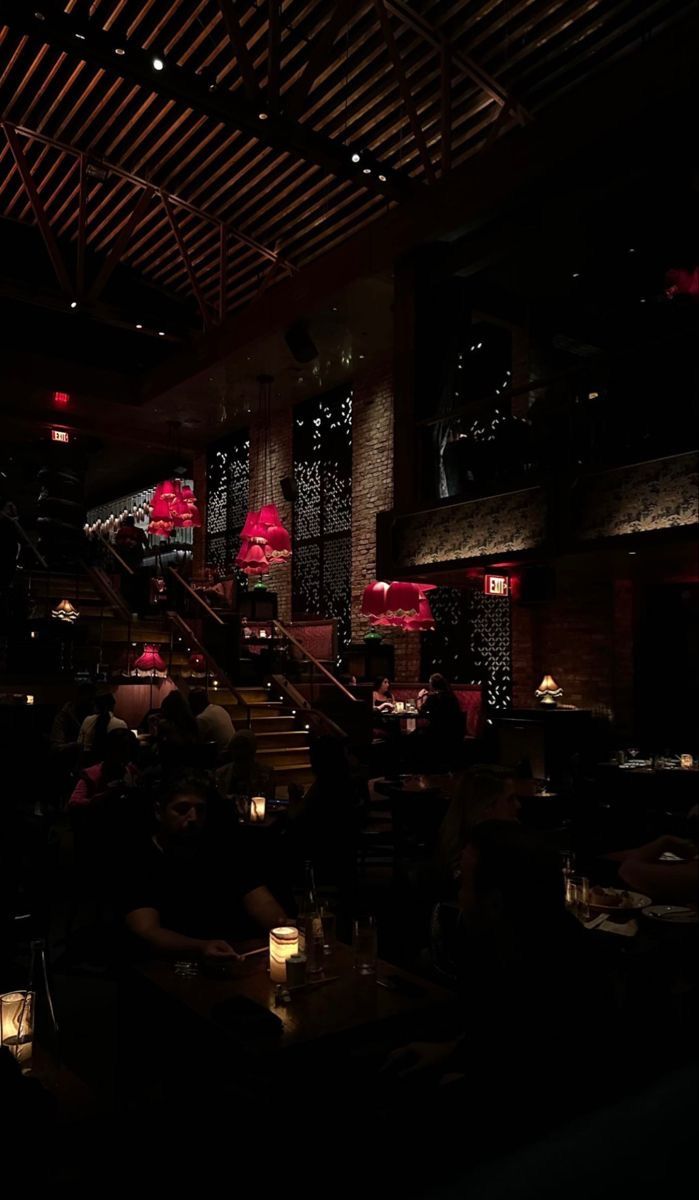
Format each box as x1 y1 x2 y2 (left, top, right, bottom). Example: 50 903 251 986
300 861 324 977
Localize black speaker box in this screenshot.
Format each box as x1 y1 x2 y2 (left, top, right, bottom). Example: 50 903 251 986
517 565 556 605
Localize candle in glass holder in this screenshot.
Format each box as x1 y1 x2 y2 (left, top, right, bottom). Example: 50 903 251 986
269 927 298 983
250 795 266 823
680 754 693 770
1 991 34 1071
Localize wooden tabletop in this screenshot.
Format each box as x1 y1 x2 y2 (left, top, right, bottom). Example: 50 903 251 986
138 942 452 1055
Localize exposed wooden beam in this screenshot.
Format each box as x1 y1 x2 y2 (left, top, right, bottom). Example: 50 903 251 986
0 3 411 202
267 0 281 109
219 224 228 325
216 1 259 103
285 0 355 118
440 47 451 177
76 152 87 298
161 193 214 330
384 0 530 125
3 120 74 297
88 185 153 303
373 0 436 184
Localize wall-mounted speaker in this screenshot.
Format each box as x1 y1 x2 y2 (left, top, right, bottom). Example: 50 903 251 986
285 319 318 363
280 476 298 502
517 565 556 605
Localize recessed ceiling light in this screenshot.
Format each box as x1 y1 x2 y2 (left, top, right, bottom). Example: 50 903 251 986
34 11 45 20
359 353 365 360
362 166 372 175
572 272 580 278
136 323 143 329
628 247 636 253
152 55 165 71
640 298 646 304
628 551 637 556
115 47 126 56
158 330 165 336
74 32 86 41
378 173 387 182
70 301 78 309
351 152 361 164
258 110 269 121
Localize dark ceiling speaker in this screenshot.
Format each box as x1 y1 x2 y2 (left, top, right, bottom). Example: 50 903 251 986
285 319 318 363
280 476 298 502
517 564 556 605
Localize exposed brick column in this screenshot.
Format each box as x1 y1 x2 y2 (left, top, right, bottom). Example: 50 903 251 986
351 358 421 681
249 406 293 623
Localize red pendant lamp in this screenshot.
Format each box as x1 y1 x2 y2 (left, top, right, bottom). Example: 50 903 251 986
405 594 436 631
148 494 174 537
361 581 389 623
237 376 292 576
385 581 421 618
133 643 167 674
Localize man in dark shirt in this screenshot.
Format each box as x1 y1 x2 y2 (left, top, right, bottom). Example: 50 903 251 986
125 776 287 959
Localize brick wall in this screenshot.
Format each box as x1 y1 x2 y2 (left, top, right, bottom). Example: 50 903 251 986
511 559 635 728
351 358 421 681
248 406 293 623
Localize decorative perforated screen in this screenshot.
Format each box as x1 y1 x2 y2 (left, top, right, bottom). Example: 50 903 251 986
206 429 250 577
421 586 512 717
293 389 352 656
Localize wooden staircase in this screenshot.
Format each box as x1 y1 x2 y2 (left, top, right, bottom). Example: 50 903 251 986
228 686 313 785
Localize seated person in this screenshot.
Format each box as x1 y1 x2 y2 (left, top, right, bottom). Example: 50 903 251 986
607 834 698 906
69 728 139 808
78 692 127 757
414 672 464 767
189 687 235 755
434 765 522 893
51 681 96 760
373 676 395 712
124 776 288 959
216 729 274 813
156 690 201 766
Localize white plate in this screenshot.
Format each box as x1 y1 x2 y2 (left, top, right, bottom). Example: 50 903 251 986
587 889 652 913
642 905 698 925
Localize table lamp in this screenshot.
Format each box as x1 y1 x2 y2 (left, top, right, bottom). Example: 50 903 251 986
269 927 299 983
535 674 563 707
1 991 34 1072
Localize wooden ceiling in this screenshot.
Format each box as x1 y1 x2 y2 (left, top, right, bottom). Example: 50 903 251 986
0 0 692 339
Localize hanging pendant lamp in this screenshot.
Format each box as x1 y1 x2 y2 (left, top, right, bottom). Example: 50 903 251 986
133 644 167 675
51 598 80 623
238 376 292 576
385 581 421 619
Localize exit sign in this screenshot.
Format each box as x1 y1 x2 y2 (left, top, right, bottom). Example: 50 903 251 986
53 390 70 408
484 574 509 596
51 429 70 444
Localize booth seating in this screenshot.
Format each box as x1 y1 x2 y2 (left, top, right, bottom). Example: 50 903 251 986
390 683 484 740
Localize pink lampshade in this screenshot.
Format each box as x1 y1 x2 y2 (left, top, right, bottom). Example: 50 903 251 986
158 480 177 502
266 523 291 558
405 596 436 631
385 581 421 618
134 643 166 672
258 502 281 527
361 581 389 619
241 510 262 539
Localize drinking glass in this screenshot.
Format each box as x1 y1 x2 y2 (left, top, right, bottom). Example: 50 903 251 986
565 874 590 917
320 906 337 956
352 916 378 975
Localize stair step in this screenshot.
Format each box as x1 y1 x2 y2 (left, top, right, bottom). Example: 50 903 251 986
257 747 310 768
235 715 296 733
254 731 308 750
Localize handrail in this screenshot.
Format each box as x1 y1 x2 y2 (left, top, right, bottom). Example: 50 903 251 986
98 534 135 576
1 511 48 569
81 560 131 620
273 620 358 702
167 567 225 625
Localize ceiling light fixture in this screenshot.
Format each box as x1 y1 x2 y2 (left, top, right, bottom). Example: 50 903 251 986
74 32 86 41
136 323 143 330
152 55 165 71
378 173 387 182
258 110 269 121
70 301 78 309
362 166 372 175
115 47 126 56
158 330 165 336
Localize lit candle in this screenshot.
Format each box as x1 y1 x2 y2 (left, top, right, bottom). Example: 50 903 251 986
250 795 266 823
269 927 298 983
1 991 34 1072
680 754 693 770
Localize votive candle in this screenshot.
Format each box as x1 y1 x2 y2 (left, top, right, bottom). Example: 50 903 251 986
250 795 266 823
1 991 34 1072
269 927 298 983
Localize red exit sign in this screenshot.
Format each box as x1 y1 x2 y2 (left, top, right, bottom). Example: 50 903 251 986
51 428 70 444
484 574 509 596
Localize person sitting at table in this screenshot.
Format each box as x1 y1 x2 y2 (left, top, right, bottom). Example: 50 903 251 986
68 728 140 808
414 673 464 769
156 690 201 767
373 676 395 712
382 821 613 1170
216 729 275 814
607 834 698 906
189 687 235 755
51 681 96 760
78 692 127 759
124 775 288 959
434 765 522 893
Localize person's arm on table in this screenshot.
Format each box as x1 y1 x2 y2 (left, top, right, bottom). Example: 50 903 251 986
243 885 289 931
617 859 698 906
607 835 696 864
126 907 239 958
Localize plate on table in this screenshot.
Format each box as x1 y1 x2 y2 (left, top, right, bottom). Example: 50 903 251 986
642 905 698 925
588 887 652 914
